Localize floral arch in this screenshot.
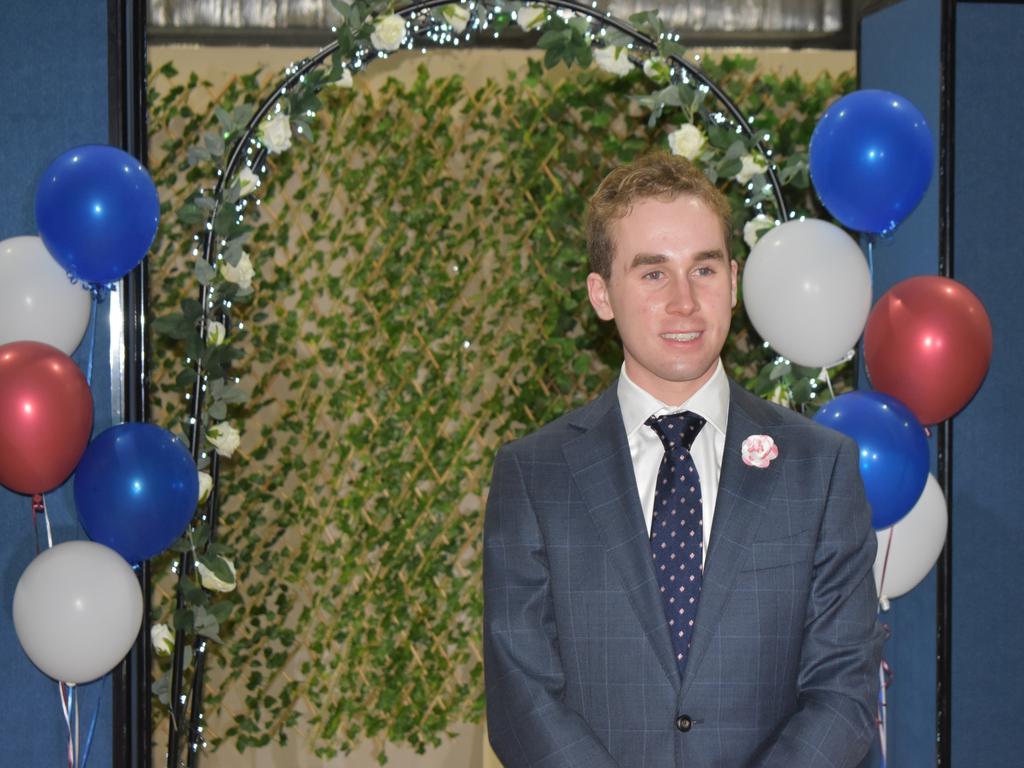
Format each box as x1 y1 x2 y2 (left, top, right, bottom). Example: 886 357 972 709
148 1 851 764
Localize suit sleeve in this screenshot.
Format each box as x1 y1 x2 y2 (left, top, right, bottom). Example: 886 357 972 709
747 436 885 768
483 445 620 768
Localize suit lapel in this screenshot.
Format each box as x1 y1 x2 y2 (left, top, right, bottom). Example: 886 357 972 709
679 382 784 697
562 386 681 689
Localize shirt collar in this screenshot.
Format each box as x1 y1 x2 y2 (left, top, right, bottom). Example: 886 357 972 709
617 359 730 439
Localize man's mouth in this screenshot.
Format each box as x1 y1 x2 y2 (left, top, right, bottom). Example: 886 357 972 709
661 332 701 342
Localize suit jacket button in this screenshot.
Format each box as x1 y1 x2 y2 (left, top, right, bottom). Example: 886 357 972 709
676 715 693 732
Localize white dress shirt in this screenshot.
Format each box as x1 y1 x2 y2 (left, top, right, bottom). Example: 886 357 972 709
617 359 731 566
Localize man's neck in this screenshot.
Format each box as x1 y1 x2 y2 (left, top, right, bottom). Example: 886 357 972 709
623 362 720 408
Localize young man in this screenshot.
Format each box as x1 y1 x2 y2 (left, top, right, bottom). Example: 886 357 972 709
483 153 882 768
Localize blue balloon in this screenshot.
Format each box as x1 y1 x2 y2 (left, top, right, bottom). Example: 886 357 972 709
809 90 933 234
75 423 199 564
35 145 160 284
813 391 929 529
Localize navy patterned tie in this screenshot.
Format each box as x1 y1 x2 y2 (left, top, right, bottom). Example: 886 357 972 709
646 411 706 677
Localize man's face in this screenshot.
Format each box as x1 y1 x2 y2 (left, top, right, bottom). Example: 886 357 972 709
587 194 737 405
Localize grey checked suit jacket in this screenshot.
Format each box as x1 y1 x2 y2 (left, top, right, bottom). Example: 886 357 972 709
484 380 883 768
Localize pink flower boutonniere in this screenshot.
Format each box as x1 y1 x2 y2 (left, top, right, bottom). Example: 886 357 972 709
742 435 778 468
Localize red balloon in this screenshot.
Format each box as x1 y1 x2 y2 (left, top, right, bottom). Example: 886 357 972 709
864 276 992 425
0 341 93 494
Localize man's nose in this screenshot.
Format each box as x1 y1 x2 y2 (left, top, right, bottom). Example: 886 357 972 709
665 278 698 314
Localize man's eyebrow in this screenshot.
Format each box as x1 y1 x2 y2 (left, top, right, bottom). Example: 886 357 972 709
628 253 668 270
627 249 727 270
694 249 728 262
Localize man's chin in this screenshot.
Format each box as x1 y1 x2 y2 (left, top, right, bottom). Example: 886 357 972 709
659 356 719 383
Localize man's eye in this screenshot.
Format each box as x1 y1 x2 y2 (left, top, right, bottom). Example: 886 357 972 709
694 266 715 277
642 270 664 280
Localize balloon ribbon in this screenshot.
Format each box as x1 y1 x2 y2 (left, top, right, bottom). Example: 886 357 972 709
877 528 894 604
82 285 108 387
60 681 78 768
79 674 107 768
877 657 892 766
874 529 894 767
31 493 54 554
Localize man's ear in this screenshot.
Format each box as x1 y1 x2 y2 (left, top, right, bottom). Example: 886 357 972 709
730 258 739 309
587 272 615 321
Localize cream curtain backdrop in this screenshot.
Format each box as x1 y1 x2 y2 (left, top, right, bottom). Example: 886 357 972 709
147 43 852 768
148 0 846 34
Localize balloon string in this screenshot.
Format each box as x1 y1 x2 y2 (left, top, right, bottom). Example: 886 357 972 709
79 675 107 768
822 368 835 399
83 292 100 387
877 659 891 765
875 529 895 765
877 527 894 610
31 495 43 555
60 682 74 768
43 494 54 549
31 494 54 552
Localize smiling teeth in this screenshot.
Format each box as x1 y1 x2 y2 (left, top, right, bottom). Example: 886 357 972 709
663 332 700 341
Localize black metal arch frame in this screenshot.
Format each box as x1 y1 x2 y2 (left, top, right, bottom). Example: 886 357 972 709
111 1 791 765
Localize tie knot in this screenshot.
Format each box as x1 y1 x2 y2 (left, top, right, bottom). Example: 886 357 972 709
646 411 706 451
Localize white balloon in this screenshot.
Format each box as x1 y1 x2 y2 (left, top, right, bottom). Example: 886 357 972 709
874 474 948 600
0 235 92 354
13 540 143 684
742 218 871 368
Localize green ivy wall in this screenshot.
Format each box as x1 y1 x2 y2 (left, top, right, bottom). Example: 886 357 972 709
147 46 852 765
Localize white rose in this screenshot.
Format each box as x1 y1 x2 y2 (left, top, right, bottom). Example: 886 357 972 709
237 166 259 196
593 46 634 77
207 320 227 346
643 56 670 84
441 4 470 33
743 214 775 249
258 113 292 155
768 384 791 407
206 422 241 458
370 14 407 52
196 558 237 593
220 251 255 291
335 67 353 89
735 152 767 185
197 471 213 505
668 124 706 160
151 623 174 656
515 6 547 31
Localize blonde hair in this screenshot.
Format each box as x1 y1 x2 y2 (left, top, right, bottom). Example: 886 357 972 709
585 152 733 279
